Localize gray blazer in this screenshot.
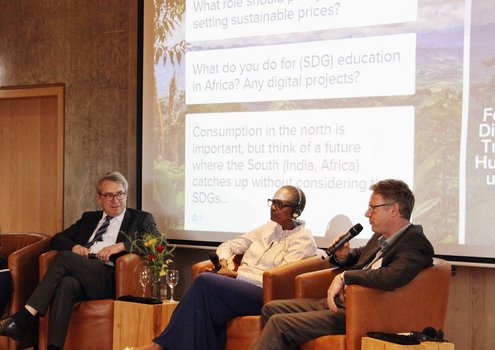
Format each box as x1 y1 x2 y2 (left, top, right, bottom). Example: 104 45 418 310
337 224 434 291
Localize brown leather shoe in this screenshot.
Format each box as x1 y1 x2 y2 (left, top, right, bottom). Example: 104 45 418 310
0 317 24 342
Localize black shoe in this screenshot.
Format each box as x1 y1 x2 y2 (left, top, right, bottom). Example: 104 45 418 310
0 317 24 342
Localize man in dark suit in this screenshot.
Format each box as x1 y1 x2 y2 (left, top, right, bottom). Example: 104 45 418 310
0 171 157 350
254 179 434 350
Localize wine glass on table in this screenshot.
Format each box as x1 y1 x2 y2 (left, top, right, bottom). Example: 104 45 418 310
166 269 179 302
138 265 151 297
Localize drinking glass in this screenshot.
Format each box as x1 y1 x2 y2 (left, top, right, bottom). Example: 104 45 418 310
138 266 151 297
166 269 179 302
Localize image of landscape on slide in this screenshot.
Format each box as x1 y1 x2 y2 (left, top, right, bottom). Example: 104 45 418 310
144 0 495 249
464 0 495 246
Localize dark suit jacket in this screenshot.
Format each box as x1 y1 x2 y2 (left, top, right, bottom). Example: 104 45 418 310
333 224 434 291
50 208 157 260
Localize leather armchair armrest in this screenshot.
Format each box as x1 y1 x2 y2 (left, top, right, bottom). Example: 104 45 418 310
192 255 328 303
115 253 144 297
345 260 451 337
342 284 431 350
263 256 329 303
7 236 50 312
191 260 214 279
295 267 341 299
225 316 262 350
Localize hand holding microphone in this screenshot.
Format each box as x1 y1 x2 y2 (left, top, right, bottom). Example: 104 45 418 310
209 252 222 271
322 223 363 260
209 252 238 278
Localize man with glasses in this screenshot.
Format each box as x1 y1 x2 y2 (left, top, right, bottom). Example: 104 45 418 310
0 171 157 350
254 179 434 350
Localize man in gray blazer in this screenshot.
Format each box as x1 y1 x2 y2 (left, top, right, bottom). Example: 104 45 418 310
254 179 434 350
0 171 157 350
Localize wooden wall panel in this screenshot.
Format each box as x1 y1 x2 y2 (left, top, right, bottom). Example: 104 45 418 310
0 0 138 226
0 86 64 235
444 265 495 350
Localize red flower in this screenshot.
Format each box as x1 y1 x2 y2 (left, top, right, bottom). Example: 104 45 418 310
148 254 156 261
156 245 165 253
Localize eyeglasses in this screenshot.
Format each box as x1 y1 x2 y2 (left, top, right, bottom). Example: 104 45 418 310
267 199 295 210
100 191 126 201
368 203 394 212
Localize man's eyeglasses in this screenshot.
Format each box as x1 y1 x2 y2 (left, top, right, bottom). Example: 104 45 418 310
368 203 394 212
267 199 295 210
100 192 126 201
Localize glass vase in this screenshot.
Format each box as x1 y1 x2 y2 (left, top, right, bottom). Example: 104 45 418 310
152 276 161 299
159 276 168 300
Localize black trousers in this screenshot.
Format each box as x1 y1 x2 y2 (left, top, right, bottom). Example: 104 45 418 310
0 269 12 315
26 251 115 348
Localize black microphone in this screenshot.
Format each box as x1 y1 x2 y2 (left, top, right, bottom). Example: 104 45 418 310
321 223 363 259
209 252 222 271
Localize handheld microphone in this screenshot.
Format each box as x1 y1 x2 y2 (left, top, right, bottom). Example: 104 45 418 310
321 223 363 259
209 252 222 271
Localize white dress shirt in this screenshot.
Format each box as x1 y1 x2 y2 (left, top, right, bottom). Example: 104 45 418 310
88 209 126 254
216 220 317 288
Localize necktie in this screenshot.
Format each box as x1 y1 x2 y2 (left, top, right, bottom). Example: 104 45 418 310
86 215 113 248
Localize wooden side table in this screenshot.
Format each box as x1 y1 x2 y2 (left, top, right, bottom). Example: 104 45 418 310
362 337 454 350
113 300 178 350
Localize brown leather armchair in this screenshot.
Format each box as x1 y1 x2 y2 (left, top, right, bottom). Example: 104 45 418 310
297 258 452 350
191 255 329 350
0 232 51 350
38 251 144 350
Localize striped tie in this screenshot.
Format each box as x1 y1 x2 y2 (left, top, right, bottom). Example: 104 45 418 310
86 215 113 248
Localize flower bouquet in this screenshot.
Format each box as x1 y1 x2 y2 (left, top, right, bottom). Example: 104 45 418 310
127 227 175 298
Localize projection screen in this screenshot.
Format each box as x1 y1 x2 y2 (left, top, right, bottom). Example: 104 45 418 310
141 0 495 265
